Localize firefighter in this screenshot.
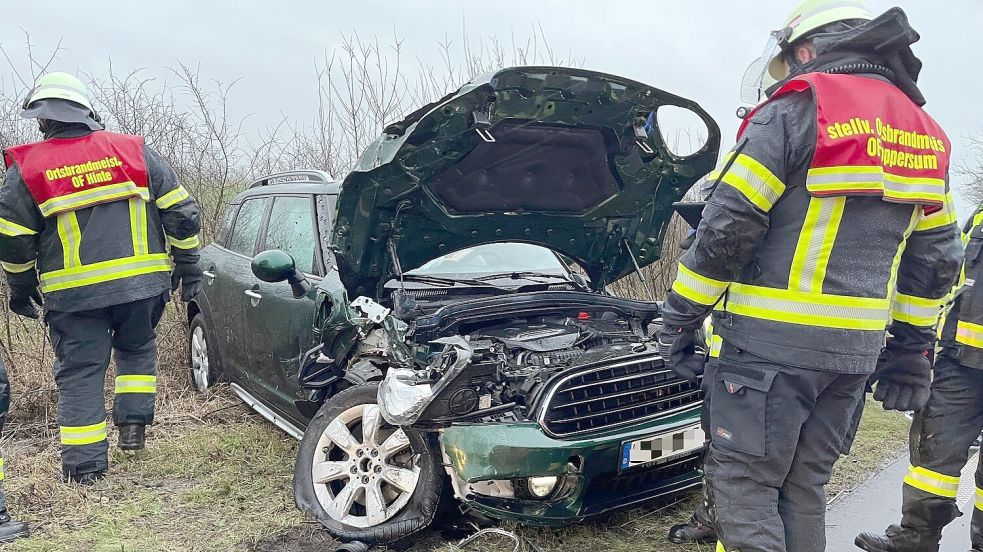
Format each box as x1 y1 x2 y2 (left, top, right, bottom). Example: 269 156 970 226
0 72 202 484
656 2 962 551
855 204 983 552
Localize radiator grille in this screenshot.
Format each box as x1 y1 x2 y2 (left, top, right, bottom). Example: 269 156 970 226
540 356 702 438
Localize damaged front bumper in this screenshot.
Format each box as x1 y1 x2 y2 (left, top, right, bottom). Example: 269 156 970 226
438 406 703 527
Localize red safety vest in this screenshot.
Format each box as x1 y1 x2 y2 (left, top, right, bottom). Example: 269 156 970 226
3 131 149 217
738 73 950 211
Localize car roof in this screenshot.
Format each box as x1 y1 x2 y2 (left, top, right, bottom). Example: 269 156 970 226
231 170 341 203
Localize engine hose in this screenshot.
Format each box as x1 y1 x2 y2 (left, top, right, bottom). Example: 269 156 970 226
335 542 370 552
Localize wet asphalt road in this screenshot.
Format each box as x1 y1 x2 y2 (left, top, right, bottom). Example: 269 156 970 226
825 449 979 551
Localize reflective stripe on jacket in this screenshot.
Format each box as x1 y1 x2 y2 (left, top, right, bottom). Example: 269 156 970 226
940 206 983 369
0 128 201 312
4 132 150 217
662 73 962 374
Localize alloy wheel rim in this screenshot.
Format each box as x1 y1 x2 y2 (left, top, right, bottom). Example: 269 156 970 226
190 326 210 390
311 403 420 528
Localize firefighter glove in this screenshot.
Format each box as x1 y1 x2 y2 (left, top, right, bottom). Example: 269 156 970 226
869 345 932 411
657 324 705 381
6 270 42 319
171 262 202 302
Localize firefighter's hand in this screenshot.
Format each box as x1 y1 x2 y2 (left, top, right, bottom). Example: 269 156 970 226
9 284 42 319
171 262 203 302
869 347 932 411
657 325 705 381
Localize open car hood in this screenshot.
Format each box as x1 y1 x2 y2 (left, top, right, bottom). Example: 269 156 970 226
332 66 720 297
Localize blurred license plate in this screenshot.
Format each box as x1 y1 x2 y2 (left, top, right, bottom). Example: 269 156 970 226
619 424 704 471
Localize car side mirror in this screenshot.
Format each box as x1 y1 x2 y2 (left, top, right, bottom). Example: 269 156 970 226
251 250 311 299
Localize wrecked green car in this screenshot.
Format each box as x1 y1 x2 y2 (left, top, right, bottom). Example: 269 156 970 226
188 66 720 545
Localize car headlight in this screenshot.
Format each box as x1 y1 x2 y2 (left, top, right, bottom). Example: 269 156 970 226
377 368 434 425
526 476 559 498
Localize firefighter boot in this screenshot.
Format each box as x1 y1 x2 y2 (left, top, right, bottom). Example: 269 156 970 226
118 424 145 451
0 511 29 543
63 468 106 486
855 524 941 552
667 515 716 544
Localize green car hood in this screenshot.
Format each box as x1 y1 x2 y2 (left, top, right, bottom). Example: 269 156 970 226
332 66 720 297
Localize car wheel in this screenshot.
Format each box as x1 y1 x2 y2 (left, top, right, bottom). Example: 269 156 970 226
294 383 446 545
189 313 221 392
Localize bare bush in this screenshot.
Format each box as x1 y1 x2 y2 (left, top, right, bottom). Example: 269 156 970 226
0 28 586 428
958 135 983 209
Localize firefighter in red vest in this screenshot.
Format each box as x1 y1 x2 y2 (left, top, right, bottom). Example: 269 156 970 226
0 73 202 484
657 2 962 551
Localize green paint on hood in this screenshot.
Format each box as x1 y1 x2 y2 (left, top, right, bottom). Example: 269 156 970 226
332 66 720 297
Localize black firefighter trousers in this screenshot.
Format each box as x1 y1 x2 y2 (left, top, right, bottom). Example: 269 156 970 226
704 344 867 552
899 354 983 547
46 293 167 477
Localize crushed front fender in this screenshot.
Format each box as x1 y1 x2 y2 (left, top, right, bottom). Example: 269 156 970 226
439 407 703 526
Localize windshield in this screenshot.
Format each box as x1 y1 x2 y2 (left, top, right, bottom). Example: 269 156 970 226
408 243 568 278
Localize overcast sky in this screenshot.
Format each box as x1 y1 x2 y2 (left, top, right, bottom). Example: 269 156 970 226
4 0 980 217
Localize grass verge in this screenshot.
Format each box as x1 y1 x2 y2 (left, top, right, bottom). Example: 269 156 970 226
0 376 909 552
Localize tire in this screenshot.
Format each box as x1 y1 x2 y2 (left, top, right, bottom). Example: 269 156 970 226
188 313 222 392
293 383 446 546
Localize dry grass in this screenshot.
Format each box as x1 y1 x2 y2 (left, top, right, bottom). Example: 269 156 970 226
0 302 911 552
412 408 909 552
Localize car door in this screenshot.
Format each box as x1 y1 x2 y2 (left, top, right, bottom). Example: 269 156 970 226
221 195 272 379
197 203 240 374
243 194 322 423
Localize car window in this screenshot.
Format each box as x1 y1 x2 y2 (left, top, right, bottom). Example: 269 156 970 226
411 243 567 277
213 204 237 247
264 195 316 274
227 197 268 256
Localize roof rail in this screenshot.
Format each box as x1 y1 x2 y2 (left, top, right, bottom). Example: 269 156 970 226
248 170 335 189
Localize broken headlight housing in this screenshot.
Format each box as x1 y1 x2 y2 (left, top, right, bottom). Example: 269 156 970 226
377 368 434 426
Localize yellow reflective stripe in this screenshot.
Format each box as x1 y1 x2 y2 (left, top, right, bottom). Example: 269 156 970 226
60 421 108 446
1 259 35 273
976 487 983 511
709 334 723 358
964 211 983 247
705 316 723 358
710 152 785 212
789 196 845 293
37 182 149 217
128 198 148 256
806 166 946 205
0 216 37 236
672 262 729 306
903 465 960 498
166 234 200 249
716 542 727 552
956 320 983 349
891 293 945 328
915 192 957 232
115 374 157 394
155 186 190 209
0 457 5 481
886 207 921 297
56 212 82 269
726 283 889 330
39 253 171 293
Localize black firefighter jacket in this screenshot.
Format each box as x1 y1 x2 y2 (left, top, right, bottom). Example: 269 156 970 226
0 127 201 313
661 75 962 374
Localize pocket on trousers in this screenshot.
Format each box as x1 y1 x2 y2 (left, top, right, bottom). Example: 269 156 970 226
710 360 779 457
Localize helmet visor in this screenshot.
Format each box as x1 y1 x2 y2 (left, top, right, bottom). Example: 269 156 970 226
741 27 791 106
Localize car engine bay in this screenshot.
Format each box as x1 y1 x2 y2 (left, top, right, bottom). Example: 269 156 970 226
374 292 683 428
